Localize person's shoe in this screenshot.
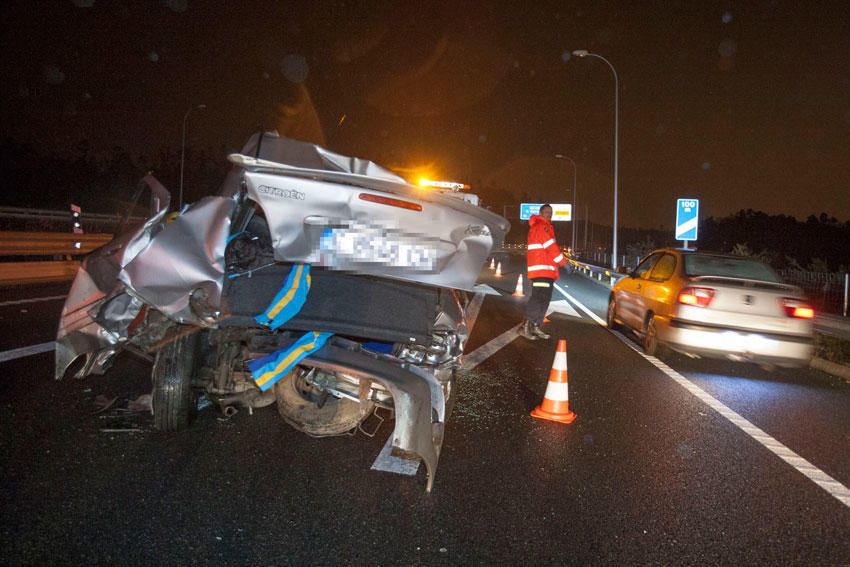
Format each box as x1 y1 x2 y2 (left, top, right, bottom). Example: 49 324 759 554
518 321 538 340
531 323 551 340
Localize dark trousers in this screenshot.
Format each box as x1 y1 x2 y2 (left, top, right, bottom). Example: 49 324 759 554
525 278 554 325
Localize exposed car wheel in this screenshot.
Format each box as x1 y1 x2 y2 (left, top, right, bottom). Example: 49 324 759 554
152 328 201 431
643 315 667 359
275 367 374 437
606 297 620 330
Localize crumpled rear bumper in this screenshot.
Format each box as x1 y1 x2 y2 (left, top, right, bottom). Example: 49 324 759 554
300 337 449 492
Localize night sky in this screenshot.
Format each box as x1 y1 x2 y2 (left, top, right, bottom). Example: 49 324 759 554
2 0 849 228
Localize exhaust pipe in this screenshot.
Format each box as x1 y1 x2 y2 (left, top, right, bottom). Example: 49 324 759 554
215 389 276 414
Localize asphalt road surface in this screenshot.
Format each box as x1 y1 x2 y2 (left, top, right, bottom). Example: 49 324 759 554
1 261 849 565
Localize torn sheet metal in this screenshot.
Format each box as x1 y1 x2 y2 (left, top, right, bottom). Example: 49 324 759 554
223 131 407 184
221 132 509 291
230 160 505 290
56 175 172 379
119 196 235 325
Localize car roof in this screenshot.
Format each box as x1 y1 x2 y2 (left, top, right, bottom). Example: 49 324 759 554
650 248 758 262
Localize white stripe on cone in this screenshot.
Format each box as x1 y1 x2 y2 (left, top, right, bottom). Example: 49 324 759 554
552 351 567 371
543 381 569 402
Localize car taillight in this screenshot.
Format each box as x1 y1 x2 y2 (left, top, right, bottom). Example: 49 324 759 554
677 286 715 307
359 193 423 211
780 298 814 319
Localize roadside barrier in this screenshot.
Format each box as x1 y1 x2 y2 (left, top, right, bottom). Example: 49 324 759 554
0 231 112 286
531 339 577 424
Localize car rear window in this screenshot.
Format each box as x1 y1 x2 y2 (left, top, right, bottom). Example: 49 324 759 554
684 254 782 283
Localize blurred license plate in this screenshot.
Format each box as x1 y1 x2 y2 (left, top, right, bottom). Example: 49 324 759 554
320 227 437 270
723 331 775 353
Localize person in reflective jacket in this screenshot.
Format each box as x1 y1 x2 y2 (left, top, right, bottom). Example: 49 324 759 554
519 204 567 340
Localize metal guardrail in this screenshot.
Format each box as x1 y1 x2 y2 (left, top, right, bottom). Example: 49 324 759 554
0 206 144 234
0 261 81 285
0 206 126 224
0 231 113 256
0 231 112 286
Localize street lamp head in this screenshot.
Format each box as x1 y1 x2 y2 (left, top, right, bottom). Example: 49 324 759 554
572 49 589 58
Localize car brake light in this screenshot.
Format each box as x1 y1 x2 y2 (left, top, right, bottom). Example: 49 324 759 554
359 193 422 211
677 286 715 307
780 298 814 319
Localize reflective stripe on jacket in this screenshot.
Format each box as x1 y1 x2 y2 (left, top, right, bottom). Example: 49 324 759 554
526 214 566 280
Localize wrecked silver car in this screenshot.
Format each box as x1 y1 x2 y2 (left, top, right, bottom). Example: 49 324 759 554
56 132 509 491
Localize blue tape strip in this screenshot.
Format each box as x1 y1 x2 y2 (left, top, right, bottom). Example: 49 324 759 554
254 264 311 328
248 331 333 392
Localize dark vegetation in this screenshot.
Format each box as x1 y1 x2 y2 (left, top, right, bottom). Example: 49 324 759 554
0 137 228 216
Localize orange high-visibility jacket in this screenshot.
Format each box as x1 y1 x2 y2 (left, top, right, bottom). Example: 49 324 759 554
526 214 567 280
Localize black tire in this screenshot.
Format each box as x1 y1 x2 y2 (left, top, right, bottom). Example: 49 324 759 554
275 367 374 437
152 328 201 431
606 297 620 330
643 315 667 359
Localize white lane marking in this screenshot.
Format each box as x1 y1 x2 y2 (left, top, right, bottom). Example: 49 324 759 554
547 299 580 318
371 435 420 476
465 292 486 334
461 324 521 371
553 282 606 325
560 287 850 510
0 341 56 363
0 295 67 308
612 332 850 509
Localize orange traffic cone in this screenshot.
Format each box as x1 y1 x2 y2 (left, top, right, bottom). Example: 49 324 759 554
513 274 524 297
495 262 502 277
531 339 577 424
489 258 496 270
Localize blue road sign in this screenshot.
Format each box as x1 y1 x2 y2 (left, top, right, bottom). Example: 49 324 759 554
675 198 699 241
520 203 543 220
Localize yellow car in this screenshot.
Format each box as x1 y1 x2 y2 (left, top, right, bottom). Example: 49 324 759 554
607 248 814 367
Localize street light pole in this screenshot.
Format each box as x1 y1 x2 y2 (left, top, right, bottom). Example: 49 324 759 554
554 154 577 252
179 104 206 210
572 49 619 269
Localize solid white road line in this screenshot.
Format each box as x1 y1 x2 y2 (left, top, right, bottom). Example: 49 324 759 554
0 341 56 363
547 299 581 318
553 282 606 325
465 292 486 335
0 295 67 308
614 332 850 509
562 289 850 511
461 324 521 371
